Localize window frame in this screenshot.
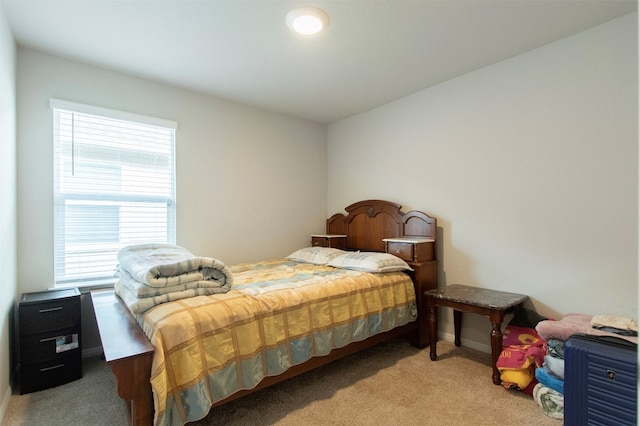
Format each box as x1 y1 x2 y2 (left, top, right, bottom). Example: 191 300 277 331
51 98 178 289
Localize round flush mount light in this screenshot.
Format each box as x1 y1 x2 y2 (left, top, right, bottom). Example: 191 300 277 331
286 7 329 35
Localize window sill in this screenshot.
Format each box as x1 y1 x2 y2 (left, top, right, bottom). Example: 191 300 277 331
52 279 116 294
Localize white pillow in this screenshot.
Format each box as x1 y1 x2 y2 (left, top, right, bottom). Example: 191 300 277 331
327 252 413 273
286 247 346 265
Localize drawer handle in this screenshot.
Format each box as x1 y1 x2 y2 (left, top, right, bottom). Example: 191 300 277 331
40 364 65 372
40 336 64 343
395 249 404 254
39 307 63 313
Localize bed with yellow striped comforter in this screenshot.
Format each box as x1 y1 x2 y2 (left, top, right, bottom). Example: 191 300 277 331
137 259 417 425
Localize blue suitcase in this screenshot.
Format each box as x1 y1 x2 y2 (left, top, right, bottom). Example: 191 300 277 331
564 333 637 426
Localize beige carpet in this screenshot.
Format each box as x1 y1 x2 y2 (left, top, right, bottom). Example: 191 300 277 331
3 338 561 425
4 354 128 425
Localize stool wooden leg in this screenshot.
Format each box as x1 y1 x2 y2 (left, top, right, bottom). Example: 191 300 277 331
453 310 462 347
428 302 438 361
489 312 505 385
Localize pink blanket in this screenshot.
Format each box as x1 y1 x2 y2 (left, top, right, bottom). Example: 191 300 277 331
536 313 638 343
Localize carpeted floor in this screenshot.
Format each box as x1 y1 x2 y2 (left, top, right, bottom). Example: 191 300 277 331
3 338 561 425
4 354 128 425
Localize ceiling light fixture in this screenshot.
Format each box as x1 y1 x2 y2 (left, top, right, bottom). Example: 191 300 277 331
286 7 329 35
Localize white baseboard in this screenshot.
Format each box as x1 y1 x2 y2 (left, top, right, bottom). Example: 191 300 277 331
438 331 491 354
82 346 103 359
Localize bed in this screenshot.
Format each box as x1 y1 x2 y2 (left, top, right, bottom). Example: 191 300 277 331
91 199 438 425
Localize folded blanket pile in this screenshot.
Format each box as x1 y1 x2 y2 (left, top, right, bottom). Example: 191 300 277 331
497 325 546 394
496 308 548 394
533 317 570 419
114 243 233 314
529 312 637 421
536 313 638 343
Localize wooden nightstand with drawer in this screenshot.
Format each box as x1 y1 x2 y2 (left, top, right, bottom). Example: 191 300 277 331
311 234 347 249
17 287 82 394
383 237 435 263
384 237 437 348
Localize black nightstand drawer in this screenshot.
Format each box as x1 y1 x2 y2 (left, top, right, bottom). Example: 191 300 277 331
19 354 82 394
19 297 80 335
20 326 80 363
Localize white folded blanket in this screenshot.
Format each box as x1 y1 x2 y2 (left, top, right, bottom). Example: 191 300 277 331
117 243 232 288
533 383 564 420
114 243 233 314
115 281 228 314
116 265 231 298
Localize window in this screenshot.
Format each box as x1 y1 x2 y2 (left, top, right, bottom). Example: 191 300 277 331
51 99 177 288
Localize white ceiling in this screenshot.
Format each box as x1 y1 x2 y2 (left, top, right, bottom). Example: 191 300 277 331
2 0 637 124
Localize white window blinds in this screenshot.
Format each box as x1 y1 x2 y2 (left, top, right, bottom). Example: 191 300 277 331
51 99 177 287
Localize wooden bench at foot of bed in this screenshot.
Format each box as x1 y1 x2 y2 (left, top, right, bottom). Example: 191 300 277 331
92 290 154 426
92 289 420 426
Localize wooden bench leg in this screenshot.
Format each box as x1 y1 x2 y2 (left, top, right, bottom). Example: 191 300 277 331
110 355 154 426
453 310 462 347
489 311 506 385
428 302 438 360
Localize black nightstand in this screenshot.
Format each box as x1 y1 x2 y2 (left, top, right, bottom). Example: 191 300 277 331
17 287 82 394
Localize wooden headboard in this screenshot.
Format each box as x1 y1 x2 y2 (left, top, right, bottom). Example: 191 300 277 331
326 199 437 255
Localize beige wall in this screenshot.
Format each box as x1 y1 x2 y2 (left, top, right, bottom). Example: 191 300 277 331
0 1 17 418
327 13 638 349
16 50 327 353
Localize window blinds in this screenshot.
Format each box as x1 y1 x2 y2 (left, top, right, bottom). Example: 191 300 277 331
51 99 177 287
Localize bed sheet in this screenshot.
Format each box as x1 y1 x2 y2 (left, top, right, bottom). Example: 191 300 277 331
137 259 417 425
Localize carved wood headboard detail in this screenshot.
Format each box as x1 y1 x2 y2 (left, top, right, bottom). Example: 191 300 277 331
326 199 437 255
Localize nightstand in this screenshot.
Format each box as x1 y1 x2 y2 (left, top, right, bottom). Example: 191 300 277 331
311 234 347 249
383 237 435 263
17 287 82 394
383 237 438 348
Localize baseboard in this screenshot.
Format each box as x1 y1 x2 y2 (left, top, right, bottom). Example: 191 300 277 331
0 383 11 425
82 346 103 359
439 331 491 354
